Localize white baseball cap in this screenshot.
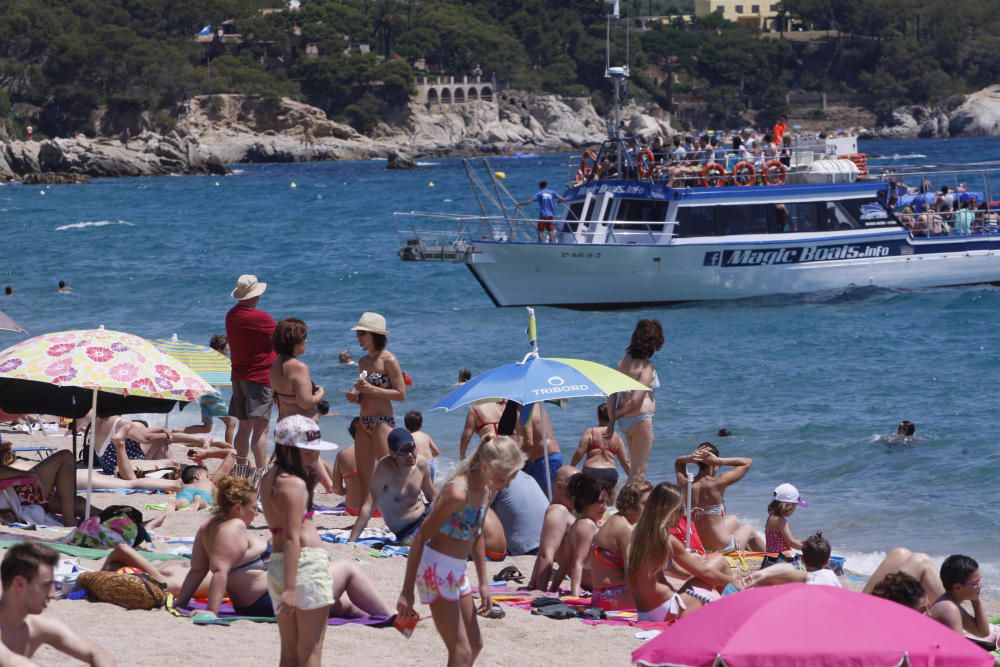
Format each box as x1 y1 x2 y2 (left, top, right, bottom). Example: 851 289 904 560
274 415 338 451
773 483 807 507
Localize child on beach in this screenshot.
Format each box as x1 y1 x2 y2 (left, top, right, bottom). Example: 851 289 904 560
404 410 440 481
260 416 338 667
762 483 806 567
171 465 214 510
928 555 993 642
397 436 525 666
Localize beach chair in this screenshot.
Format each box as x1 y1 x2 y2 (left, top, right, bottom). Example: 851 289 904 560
12 446 57 462
231 457 267 493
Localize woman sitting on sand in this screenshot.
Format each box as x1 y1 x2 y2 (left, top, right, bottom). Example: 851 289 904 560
626 482 736 622
549 473 614 596
589 479 651 611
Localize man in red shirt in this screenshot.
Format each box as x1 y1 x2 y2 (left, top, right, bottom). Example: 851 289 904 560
225 275 276 468
772 114 788 147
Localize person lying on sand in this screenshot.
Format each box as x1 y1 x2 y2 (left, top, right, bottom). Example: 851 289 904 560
93 416 184 482
0 447 88 527
0 543 114 666
168 446 236 511
929 555 994 642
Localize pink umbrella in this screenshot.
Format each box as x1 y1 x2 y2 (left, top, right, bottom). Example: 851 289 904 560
632 584 993 667
0 309 25 334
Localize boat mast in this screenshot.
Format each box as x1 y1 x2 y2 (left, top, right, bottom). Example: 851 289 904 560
606 0 629 175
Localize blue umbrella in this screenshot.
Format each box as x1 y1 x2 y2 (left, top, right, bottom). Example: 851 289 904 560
431 356 647 412
432 309 649 497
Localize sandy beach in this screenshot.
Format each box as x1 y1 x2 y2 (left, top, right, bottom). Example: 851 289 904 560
1 428 996 667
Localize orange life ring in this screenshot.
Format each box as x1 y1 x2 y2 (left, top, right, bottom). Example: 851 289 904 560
637 148 656 178
701 163 727 187
762 160 787 186
731 161 756 186
577 150 597 183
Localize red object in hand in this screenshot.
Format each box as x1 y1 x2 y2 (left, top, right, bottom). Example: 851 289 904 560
393 612 417 638
403 372 413 386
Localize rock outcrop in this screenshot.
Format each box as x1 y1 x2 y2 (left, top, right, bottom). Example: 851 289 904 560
0 132 226 181
872 85 1000 138
948 85 1000 136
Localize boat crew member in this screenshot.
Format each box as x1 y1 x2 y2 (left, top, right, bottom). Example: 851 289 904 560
518 181 565 243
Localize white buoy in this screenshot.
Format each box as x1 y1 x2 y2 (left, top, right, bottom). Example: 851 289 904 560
39 190 45 196
428 181 435 187
290 181 297 189
214 181 220 187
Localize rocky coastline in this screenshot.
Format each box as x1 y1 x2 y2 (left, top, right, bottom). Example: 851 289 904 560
3 85 1000 181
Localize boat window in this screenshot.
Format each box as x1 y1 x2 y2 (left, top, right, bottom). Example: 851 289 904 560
616 199 668 223
834 197 896 228
675 206 716 237
718 205 770 235
567 202 585 221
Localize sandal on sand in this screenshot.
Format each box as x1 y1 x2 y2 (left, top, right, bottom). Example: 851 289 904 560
483 605 505 619
493 566 524 584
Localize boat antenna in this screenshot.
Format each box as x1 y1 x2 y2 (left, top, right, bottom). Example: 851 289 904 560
605 0 629 173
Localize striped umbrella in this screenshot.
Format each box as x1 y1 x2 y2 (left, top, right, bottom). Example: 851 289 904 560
152 334 231 387
0 309 26 334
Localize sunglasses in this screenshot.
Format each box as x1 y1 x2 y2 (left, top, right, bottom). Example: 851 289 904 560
394 444 416 456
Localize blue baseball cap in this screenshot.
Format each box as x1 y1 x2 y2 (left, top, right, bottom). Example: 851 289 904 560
387 427 414 454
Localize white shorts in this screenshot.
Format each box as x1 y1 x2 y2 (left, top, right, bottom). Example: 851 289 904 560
267 547 334 611
416 545 471 604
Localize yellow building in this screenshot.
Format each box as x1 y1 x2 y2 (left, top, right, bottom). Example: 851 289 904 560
693 0 780 30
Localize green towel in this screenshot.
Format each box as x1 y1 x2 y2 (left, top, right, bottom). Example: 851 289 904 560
0 539 188 561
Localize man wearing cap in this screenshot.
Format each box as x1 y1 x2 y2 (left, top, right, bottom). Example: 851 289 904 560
226 275 276 468
348 427 435 544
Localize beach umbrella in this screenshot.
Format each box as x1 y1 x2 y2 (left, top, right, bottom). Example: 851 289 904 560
151 334 231 387
0 309 26 334
631 584 993 667
431 308 648 497
0 328 215 517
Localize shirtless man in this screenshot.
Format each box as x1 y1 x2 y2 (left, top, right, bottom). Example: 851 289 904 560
528 465 577 591
929 555 991 640
518 403 562 496
0 543 114 666
674 442 764 553
348 427 435 544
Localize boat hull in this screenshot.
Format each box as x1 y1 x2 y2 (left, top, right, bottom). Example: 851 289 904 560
467 232 1000 306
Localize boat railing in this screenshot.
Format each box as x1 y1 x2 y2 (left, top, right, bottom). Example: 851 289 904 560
394 211 538 247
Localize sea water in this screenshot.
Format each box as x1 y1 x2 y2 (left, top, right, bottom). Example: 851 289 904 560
3 137 1000 595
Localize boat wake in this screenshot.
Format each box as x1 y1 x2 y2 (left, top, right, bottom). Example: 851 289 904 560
55 220 135 231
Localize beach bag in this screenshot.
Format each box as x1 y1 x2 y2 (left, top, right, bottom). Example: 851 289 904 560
66 505 150 549
77 571 165 610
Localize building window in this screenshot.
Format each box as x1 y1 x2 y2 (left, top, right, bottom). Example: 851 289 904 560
751 4 759 12
714 6 723 13
735 4 743 12
770 3 778 9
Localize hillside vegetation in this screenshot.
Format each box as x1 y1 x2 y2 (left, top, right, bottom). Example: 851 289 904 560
1 0 998 138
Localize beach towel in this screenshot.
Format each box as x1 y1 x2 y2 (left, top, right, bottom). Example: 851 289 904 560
320 527 409 557
0 538 188 561
166 594 393 627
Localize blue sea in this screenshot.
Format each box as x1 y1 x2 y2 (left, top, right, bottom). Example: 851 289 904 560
3 138 1000 595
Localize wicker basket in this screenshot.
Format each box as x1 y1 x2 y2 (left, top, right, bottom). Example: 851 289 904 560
77 571 165 610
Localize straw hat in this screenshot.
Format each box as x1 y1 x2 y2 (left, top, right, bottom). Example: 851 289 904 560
351 312 388 335
231 274 267 301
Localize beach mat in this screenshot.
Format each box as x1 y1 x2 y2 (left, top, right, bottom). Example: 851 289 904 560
0 538 187 561
167 595 393 627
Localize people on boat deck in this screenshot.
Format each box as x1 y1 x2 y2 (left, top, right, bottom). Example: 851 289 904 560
517 181 565 243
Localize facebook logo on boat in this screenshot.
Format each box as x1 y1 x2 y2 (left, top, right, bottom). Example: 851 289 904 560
705 243 893 267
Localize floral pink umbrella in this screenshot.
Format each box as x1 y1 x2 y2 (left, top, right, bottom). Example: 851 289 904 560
0 328 216 516
632 584 993 667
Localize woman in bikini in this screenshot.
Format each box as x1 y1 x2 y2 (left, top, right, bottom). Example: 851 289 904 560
458 399 506 459
549 473 613 596
397 436 524 666
589 479 651 611
260 415 338 667
346 312 405 516
607 319 664 481
570 403 630 489
626 482 736 623
270 318 325 421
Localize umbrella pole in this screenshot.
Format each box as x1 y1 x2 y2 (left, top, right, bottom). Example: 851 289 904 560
543 436 552 501
685 471 694 551
85 389 97 520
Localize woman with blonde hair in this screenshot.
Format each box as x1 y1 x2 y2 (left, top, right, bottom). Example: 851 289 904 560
627 482 735 622
397 436 525 666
